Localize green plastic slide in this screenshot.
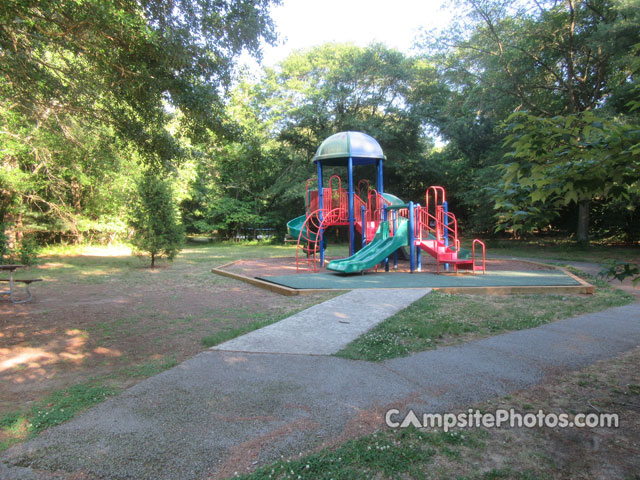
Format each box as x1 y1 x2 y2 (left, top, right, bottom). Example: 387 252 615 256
287 214 319 242
286 215 305 239
327 218 409 273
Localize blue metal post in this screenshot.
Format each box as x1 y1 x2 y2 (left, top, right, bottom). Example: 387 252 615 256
409 201 415 273
317 162 324 265
393 210 398 269
376 159 384 194
384 205 389 272
361 205 367 248
348 157 355 256
443 200 449 271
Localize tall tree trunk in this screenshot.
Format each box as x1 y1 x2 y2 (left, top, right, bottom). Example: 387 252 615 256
151 252 156 269
16 213 23 243
577 199 590 245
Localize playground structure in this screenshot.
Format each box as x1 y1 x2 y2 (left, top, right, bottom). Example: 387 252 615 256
287 131 486 275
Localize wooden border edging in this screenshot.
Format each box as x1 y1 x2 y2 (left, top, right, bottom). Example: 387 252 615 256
212 262 335 296
211 258 595 296
434 259 594 295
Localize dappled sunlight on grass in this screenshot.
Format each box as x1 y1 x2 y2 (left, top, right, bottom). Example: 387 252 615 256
38 262 74 269
0 328 120 386
80 245 132 257
0 329 94 374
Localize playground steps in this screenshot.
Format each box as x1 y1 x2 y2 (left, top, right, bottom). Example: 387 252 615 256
416 240 477 273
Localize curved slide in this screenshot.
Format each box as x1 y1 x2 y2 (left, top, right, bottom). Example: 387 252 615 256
287 215 319 242
286 215 305 239
326 218 409 273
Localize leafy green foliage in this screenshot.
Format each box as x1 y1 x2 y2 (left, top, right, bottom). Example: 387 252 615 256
129 172 184 267
600 260 640 286
0 0 279 163
180 43 433 237
497 111 640 237
1 0 278 243
0 224 9 263
2 0 640 245
15 236 40 266
414 0 640 240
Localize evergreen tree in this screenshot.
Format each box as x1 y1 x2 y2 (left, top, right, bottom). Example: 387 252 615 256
129 172 184 268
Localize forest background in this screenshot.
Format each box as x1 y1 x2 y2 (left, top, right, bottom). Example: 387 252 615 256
1 0 639 256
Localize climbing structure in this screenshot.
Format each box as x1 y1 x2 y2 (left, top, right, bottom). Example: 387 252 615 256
287 131 486 274
414 186 485 273
294 175 391 272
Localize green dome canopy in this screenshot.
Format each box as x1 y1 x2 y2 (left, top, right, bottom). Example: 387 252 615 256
312 131 385 166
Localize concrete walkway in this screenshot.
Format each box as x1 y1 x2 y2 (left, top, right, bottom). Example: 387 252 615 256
2 299 639 479
213 288 431 355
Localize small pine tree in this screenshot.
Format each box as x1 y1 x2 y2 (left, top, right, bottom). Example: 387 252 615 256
129 171 184 268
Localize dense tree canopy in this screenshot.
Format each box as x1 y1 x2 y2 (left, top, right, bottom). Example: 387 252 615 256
1 0 639 248
1 0 279 245
1 0 278 159
180 43 433 238
415 0 640 240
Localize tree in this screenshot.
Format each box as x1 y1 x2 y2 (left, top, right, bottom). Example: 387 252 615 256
180 43 435 238
0 0 279 164
498 111 640 242
1 0 279 242
260 43 430 197
415 0 640 241
129 171 184 267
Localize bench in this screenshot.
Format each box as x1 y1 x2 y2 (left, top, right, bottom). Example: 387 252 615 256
0 278 43 304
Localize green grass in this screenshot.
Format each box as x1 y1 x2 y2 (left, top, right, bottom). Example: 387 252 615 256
235 427 489 480
482 238 640 264
233 427 546 480
201 315 289 347
31 242 304 284
118 355 178 378
336 270 634 361
2 241 340 452
0 381 118 452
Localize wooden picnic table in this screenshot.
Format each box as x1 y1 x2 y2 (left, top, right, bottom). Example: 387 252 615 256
0 264 42 303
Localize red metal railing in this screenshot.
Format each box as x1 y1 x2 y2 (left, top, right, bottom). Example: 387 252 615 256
472 239 486 274
425 186 445 218
415 205 459 246
296 207 346 272
357 179 370 198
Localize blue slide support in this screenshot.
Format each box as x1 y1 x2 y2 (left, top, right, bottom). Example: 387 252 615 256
383 205 389 272
317 162 324 265
393 210 398 269
348 157 355 256
443 200 449 271
361 205 367 248
409 201 415 272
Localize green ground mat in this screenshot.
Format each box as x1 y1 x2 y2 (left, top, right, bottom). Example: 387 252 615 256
257 270 580 290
